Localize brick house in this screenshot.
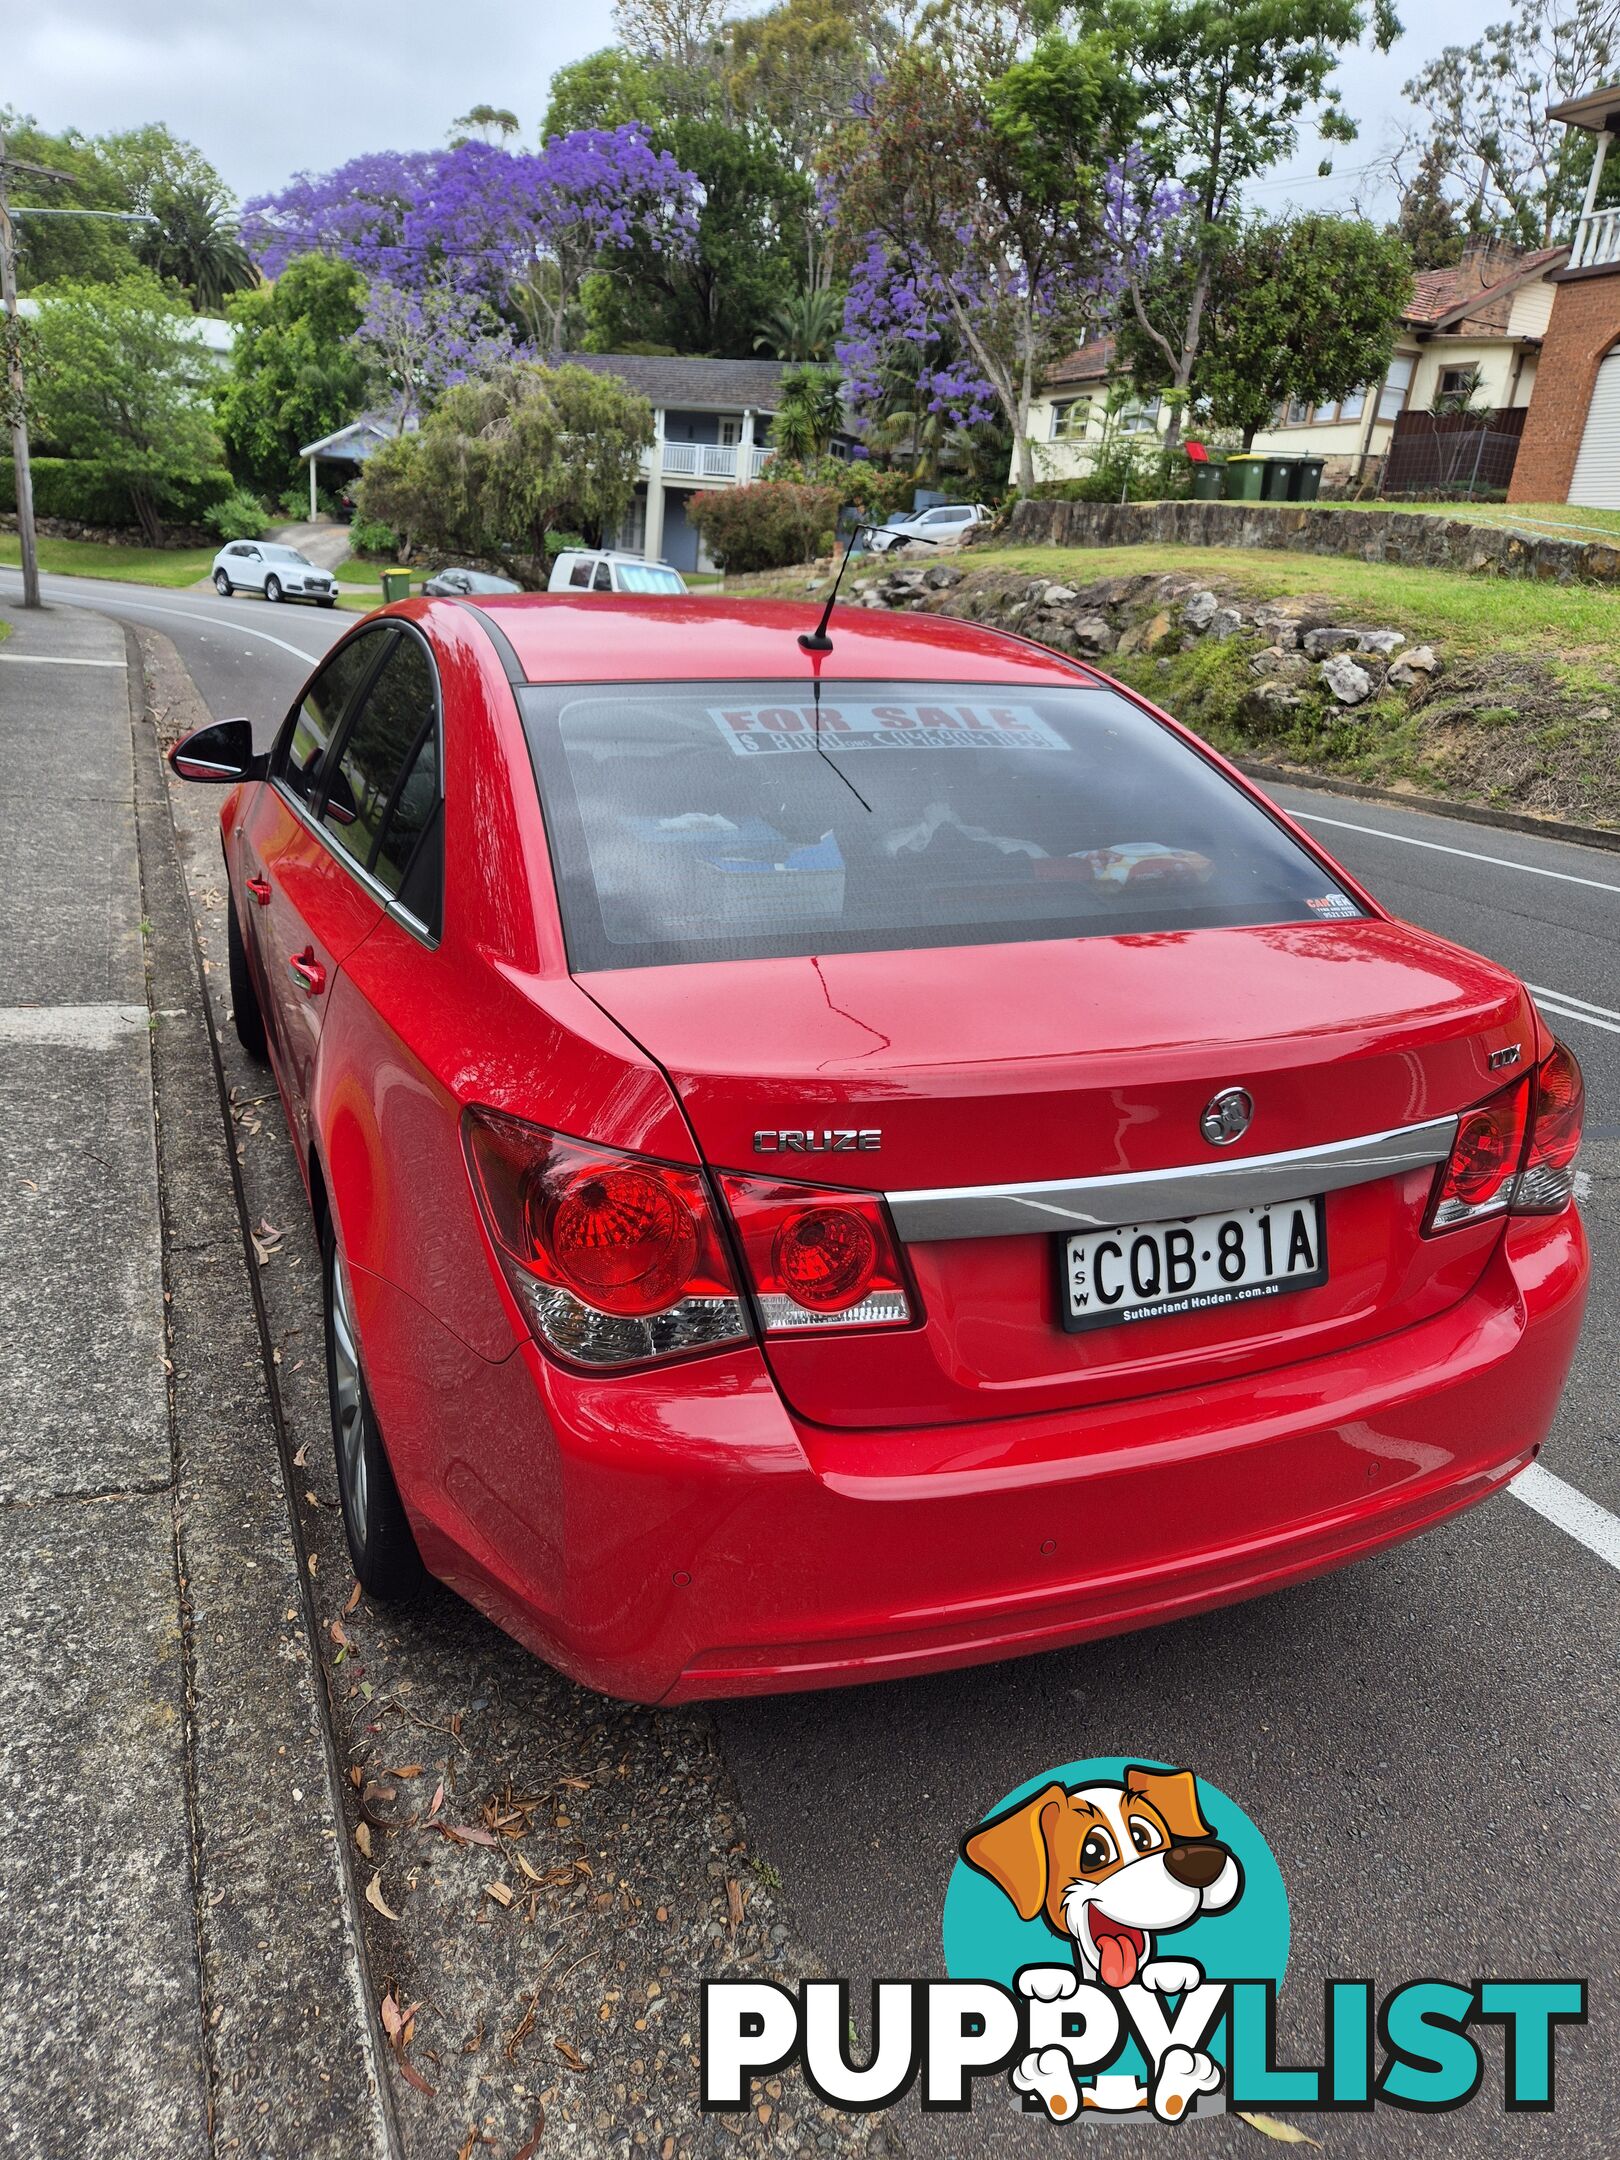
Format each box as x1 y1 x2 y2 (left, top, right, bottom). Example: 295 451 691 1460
1510 83 1620 505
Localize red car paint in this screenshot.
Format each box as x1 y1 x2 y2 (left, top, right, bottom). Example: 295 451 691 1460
204 596 1588 1702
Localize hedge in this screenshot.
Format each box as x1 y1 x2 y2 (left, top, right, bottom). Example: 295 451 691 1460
687 481 842 573
0 457 234 528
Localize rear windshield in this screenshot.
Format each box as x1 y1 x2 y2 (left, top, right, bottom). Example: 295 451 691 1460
520 679 1363 970
617 564 685 594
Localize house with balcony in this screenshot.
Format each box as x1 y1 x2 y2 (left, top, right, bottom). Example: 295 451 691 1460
1510 83 1620 504
1021 248 1565 493
562 353 837 573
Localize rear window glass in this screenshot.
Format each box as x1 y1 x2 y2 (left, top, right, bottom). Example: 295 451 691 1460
617 565 685 594
520 679 1363 971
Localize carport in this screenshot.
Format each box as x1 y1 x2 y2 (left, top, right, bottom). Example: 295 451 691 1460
296 412 416 520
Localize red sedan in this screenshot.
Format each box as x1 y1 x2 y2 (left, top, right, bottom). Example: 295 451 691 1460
171 595 1588 1702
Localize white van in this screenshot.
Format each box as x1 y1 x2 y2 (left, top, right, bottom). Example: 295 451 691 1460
548 551 688 596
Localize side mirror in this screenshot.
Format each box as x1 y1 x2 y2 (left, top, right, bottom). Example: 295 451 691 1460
169 719 264 784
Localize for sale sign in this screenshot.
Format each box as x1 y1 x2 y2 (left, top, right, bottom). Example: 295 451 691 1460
709 700 1070 755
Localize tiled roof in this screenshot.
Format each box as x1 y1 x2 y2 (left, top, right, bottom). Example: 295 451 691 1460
1406 247 1567 330
1044 335 1117 387
559 352 794 412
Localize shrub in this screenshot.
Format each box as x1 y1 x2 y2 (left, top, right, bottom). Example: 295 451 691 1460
763 454 914 525
206 488 269 542
345 514 398 559
688 481 842 573
0 456 232 527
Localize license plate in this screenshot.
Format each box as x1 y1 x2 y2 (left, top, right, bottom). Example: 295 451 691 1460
1059 1197 1327 1334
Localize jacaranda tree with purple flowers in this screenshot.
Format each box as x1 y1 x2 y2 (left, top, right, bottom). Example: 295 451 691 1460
242 128 700 352
355 279 531 429
825 26 1146 490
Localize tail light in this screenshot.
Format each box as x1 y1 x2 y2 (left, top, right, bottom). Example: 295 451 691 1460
1425 1042 1584 1233
462 1109 748 1369
1425 1079 1528 1233
720 1175 913 1332
1513 1041 1583 1215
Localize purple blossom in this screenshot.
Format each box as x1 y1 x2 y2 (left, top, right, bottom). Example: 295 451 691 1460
357 278 533 423
243 128 700 348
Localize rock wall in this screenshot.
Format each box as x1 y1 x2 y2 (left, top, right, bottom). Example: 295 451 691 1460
1005 496 1620 585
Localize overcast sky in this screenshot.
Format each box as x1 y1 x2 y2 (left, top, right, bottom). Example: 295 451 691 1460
7 0 1489 219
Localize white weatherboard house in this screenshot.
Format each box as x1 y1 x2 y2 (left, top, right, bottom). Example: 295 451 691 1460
560 353 805 574
1021 247 1566 491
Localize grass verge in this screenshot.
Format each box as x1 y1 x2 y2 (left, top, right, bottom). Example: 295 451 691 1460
0 534 217 587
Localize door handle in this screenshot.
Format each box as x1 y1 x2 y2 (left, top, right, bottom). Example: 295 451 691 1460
289 949 326 996
245 875 272 905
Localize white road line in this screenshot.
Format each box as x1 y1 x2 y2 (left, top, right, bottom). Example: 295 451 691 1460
1510 1463 1620 1572
1536 1002 1620 1038
0 573 323 664
1296 811 1620 898
1528 983 1620 1021
0 652 127 668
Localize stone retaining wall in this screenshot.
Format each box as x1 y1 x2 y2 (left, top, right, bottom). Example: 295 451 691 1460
1004 496 1620 585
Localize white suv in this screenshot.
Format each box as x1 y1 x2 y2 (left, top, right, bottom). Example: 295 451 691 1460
548 550 688 595
867 502 993 555
212 542 337 607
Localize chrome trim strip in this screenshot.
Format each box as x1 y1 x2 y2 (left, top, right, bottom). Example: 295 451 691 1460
271 779 441 952
885 1116 1459 1242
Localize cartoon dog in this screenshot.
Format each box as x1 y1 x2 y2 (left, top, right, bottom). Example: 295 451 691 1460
964 1764 1242 2122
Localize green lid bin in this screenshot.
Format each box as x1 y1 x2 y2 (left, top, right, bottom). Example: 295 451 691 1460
380 569 411 602
1190 459 1227 501
1261 455 1300 502
1223 454 1267 501
1292 455 1326 502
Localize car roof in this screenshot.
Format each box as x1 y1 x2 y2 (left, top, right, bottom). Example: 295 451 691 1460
437 593 1095 688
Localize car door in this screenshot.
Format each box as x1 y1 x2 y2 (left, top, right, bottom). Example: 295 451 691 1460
237 545 267 592
237 628 395 1153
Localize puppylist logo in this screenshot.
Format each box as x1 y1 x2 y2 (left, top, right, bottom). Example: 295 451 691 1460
702 1758 1585 2123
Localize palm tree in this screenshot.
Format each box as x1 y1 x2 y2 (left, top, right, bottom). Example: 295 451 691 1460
754 286 844 362
769 363 845 460
142 181 257 312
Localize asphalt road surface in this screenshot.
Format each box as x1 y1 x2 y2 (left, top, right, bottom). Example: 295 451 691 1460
11 565 1615 2155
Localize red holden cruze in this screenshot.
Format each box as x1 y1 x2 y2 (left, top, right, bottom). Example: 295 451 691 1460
171 594 1588 1702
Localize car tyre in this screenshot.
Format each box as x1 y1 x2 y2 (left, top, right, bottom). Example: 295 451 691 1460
324 1224 425 1601
214 570 233 597
226 900 269 1062
264 574 282 603
317 597 336 609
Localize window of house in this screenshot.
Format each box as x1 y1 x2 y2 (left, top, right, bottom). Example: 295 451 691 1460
1285 397 1310 427
1118 396 1160 434
1439 367 1473 397
1051 398 1092 439
718 417 741 447
1338 386 1368 422
1378 354 1416 421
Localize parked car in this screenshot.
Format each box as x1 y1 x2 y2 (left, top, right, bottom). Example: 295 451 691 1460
169 591 1587 1703
213 542 337 607
866 502 993 554
548 550 688 595
422 567 523 598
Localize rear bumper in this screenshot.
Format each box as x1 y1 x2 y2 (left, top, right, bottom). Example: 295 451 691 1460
387 1209 1587 1704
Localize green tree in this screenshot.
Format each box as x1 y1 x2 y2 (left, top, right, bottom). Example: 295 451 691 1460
29 271 222 542
0 115 137 289
140 179 257 311
1047 0 1401 440
1392 138 1466 269
754 285 844 359
1140 214 1413 445
217 254 367 495
357 361 653 580
450 104 521 145
542 49 665 139
1404 0 1617 250
583 116 810 355
769 363 844 457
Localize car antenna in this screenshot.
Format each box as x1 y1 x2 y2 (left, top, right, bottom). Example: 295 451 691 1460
797 522 936 653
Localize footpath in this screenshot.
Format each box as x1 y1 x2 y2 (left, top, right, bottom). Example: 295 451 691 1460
0 598 390 2160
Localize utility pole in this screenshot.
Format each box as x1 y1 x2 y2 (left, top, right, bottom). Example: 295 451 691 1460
0 127 41 608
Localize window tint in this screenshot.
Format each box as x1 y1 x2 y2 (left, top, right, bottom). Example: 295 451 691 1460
521 679 1363 971
593 560 614 591
372 724 439 904
278 631 387 804
321 635 438 885
568 560 592 589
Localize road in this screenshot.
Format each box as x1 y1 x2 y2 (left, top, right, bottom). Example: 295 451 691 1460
11 566 1615 2155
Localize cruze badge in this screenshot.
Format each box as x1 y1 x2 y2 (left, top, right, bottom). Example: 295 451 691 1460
1200 1088 1253 1147
753 1129 881 1155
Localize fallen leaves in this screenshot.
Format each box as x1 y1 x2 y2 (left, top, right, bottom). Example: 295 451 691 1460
512 2109 544 2160
553 2038 584 2072
380 1989 435 2096
725 1878 745 1935
343 1581 362 1615
355 1822 372 1860
484 1881 515 1909
364 1872 401 1922
1238 2115 1322 2146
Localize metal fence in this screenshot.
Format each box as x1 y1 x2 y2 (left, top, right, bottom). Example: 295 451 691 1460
1381 408 1526 498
